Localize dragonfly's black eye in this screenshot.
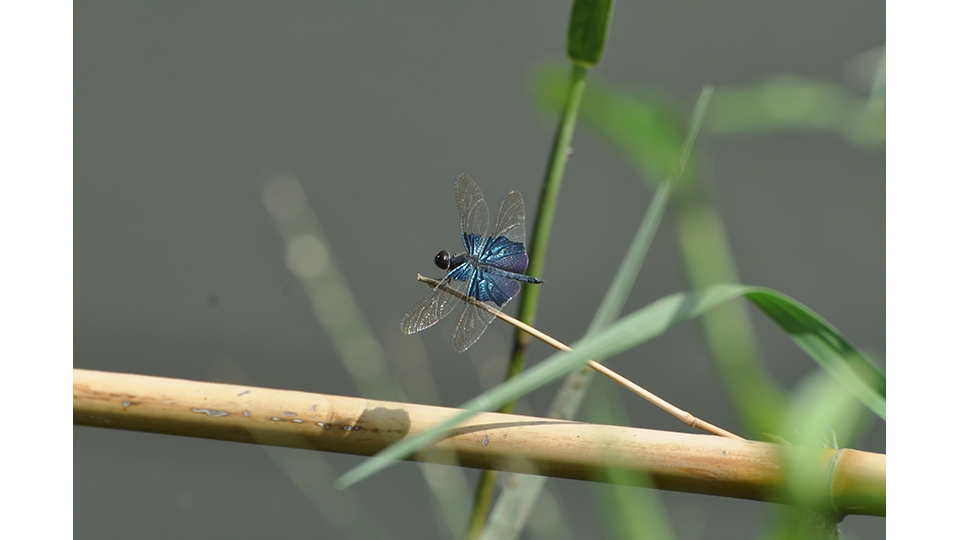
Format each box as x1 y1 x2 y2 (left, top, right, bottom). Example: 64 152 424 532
434 250 451 270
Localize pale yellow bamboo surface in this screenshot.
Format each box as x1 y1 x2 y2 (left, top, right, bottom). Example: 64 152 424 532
73 368 884 516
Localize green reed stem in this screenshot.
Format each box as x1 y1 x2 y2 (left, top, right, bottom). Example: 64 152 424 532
463 63 588 540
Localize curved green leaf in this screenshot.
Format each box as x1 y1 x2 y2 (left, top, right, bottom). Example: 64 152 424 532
705 74 886 148
743 288 885 418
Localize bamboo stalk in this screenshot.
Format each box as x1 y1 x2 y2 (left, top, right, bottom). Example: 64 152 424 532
73 368 884 517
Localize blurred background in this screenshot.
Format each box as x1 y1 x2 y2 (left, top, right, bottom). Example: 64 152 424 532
74 2 884 539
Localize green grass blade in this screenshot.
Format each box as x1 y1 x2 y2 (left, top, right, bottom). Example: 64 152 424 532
677 84 711 175
587 85 711 336
587 382 675 540
337 284 883 488
587 179 673 333
534 68 789 434
744 288 885 418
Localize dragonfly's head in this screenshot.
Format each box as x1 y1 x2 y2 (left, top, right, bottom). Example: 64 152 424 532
434 250 452 270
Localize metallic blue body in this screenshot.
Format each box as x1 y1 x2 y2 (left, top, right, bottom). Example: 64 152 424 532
401 175 543 352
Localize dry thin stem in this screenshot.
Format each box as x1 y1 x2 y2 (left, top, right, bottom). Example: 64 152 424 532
418 274 744 440
73 368 885 516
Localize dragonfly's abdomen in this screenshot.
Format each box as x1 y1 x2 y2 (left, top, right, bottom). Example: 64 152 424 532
475 264 542 284
470 266 523 306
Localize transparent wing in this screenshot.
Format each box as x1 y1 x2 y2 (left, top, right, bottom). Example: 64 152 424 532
480 190 530 274
400 277 468 335
491 190 526 243
451 265 520 351
451 297 499 353
455 174 489 243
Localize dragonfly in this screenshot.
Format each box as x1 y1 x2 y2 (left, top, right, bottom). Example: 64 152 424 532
401 174 543 352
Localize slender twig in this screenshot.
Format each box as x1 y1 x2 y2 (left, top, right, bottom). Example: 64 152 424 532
417 274 744 440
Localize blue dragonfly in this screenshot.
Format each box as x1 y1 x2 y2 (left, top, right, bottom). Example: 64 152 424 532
401 174 543 352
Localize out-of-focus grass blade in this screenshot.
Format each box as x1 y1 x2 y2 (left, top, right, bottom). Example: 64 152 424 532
263 175 472 535
677 85 711 172
587 380 675 540
337 284 883 488
587 85 711 336
763 370 873 539
705 74 885 148
781 370 872 493
567 0 614 67
532 66 686 184
261 446 397 540
261 174 401 402
586 86 713 335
